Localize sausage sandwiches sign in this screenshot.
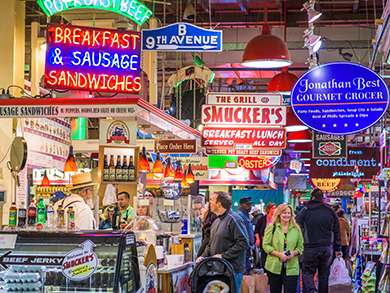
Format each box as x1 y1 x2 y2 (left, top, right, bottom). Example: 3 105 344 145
291 62 389 135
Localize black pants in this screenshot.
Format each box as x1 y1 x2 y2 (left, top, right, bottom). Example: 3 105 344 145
302 246 333 293
342 245 349 259
267 268 298 293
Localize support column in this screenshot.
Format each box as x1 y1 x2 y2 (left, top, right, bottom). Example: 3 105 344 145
142 17 158 106
0 0 25 226
30 21 40 96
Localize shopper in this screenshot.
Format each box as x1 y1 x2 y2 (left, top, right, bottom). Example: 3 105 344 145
99 203 115 229
251 207 262 227
118 191 133 223
197 202 217 258
263 203 304 293
56 172 97 230
196 191 249 293
255 202 276 268
296 188 342 293
332 203 341 213
337 209 351 259
137 203 150 217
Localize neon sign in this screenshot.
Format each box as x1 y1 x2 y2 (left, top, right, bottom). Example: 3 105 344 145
37 0 153 26
237 156 273 170
44 24 142 94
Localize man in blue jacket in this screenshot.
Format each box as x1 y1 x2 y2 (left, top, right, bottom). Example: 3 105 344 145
196 191 249 293
296 188 342 293
236 196 255 275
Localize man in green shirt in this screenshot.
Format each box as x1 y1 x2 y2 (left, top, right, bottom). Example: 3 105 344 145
118 191 133 223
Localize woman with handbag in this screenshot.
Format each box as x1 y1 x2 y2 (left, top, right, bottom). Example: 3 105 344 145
263 203 304 293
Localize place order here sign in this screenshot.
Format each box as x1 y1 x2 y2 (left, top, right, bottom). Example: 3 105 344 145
201 92 287 153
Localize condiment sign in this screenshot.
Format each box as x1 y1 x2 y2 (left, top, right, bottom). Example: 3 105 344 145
313 131 347 158
207 92 282 105
201 127 286 148
37 0 153 26
142 23 222 51
44 24 141 94
155 139 197 154
291 62 389 135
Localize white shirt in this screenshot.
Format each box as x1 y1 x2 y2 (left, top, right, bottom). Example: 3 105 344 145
54 194 96 230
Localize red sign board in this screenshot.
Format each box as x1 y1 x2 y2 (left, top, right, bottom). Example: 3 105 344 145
205 148 282 156
237 156 273 170
154 139 197 154
201 127 286 148
44 24 141 94
201 105 286 126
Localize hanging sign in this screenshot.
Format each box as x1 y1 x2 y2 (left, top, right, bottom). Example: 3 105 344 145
142 23 222 51
201 127 286 148
206 92 282 105
313 131 347 158
290 159 303 173
99 119 137 146
154 139 197 154
291 62 390 135
37 0 153 26
310 178 343 193
44 23 142 94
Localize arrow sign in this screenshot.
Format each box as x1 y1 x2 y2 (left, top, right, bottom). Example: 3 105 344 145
0 250 64 269
142 22 222 52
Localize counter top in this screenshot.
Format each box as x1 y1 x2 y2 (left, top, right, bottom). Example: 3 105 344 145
157 262 194 274
178 233 202 239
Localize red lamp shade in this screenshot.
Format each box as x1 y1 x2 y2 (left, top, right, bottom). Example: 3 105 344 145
174 161 184 180
64 145 78 172
267 67 298 92
299 152 312 161
287 130 312 143
41 170 50 187
185 164 195 183
285 107 308 132
241 24 292 68
164 158 175 180
293 142 311 153
152 152 164 175
139 146 150 172
181 171 190 188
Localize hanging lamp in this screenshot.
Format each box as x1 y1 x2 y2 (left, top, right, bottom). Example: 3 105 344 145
267 67 298 93
293 142 311 153
299 152 312 161
241 0 291 68
181 171 190 188
287 130 312 143
285 107 308 132
174 160 184 180
185 163 195 183
152 151 164 177
64 145 78 172
139 146 150 172
41 170 50 187
164 157 175 180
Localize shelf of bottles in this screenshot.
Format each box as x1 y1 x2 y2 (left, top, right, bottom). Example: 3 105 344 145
98 146 139 185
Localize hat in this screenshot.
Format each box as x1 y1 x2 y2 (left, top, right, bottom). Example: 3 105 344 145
239 197 253 205
250 207 259 214
68 172 97 191
51 191 66 203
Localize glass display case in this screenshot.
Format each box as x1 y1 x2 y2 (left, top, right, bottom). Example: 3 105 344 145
0 231 141 292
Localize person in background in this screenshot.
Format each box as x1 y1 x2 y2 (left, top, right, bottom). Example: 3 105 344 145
99 203 115 229
118 191 133 223
144 189 156 205
192 198 203 219
51 191 66 204
55 172 97 230
137 203 150 217
197 202 217 258
251 207 262 227
332 203 341 213
337 209 351 259
196 191 249 293
255 202 276 268
296 188 342 293
263 203 304 293
237 197 255 275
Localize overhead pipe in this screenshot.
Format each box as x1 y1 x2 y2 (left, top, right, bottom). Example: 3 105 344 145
369 12 390 69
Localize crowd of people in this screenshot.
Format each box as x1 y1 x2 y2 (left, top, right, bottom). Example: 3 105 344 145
195 189 351 293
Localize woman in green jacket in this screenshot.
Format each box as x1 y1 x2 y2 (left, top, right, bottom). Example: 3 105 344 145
262 203 304 293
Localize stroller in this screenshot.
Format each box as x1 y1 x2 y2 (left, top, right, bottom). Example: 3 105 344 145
190 257 237 293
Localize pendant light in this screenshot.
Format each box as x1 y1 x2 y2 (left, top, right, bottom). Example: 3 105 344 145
139 146 150 173
181 171 190 188
293 142 311 153
241 0 291 68
64 145 78 172
267 67 298 93
41 170 50 187
287 130 312 143
174 160 184 180
164 157 175 180
152 151 164 177
299 152 312 161
185 163 195 183
285 107 308 132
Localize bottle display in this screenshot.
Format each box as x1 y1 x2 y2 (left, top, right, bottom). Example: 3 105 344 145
129 156 135 182
109 155 115 182
122 155 129 181
9 202 17 227
115 155 122 181
112 203 120 230
57 204 65 229
103 154 109 182
46 201 55 229
18 204 26 229
68 206 75 230
27 200 37 227
37 198 46 225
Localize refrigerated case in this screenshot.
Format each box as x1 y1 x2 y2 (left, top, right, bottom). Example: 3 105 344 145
0 231 141 292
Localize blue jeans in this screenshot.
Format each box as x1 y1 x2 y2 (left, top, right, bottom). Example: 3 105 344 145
235 273 243 293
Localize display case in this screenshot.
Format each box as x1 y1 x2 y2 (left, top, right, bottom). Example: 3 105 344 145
0 231 141 292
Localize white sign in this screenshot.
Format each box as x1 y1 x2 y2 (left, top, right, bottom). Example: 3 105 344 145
62 240 98 281
207 92 282 105
0 234 17 249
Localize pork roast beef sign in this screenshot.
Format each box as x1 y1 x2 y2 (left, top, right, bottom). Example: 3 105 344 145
291 62 389 135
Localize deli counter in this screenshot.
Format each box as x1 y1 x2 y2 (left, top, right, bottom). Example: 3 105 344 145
0 231 141 292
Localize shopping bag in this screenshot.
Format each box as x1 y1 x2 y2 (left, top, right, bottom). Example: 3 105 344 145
329 257 352 286
240 274 268 293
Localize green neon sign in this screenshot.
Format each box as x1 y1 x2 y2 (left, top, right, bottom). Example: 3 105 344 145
37 0 153 26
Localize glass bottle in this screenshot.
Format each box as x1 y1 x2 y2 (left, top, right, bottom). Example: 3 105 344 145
37 198 46 225
27 200 37 227
112 203 120 230
129 156 135 182
122 155 129 181
46 201 55 229
18 203 26 229
9 202 17 227
68 206 75 230
115 155 122 182
103 154 109 182
57 204 65 229
108 155 115 182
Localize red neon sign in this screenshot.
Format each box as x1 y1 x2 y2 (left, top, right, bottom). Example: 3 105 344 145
237 156 273 170
44 24 142 94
